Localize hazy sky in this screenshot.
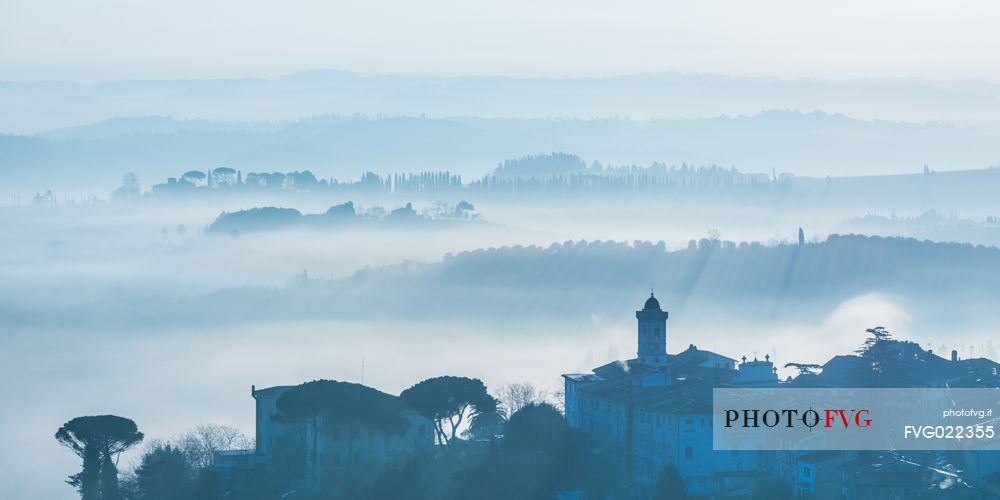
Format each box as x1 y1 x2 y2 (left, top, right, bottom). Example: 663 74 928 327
2 0 999 82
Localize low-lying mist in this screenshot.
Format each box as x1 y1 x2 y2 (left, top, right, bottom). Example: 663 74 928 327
3 195 1000 500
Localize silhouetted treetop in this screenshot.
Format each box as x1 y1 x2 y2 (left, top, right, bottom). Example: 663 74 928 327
400 376 496 449
55 415 143 500
276 379 409 435
55 415 144 458
503 403 570 458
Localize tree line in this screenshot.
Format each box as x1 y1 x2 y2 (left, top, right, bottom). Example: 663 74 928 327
124 154 777 201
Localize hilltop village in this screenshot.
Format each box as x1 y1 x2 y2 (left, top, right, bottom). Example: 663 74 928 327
189 295 1000 499
54 293 1000 500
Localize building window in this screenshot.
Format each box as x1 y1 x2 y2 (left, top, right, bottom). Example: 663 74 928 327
332 427 341 441
685 418 693 426
684 446 693 459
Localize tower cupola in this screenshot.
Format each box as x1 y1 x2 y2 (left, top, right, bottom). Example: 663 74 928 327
636 292 668 366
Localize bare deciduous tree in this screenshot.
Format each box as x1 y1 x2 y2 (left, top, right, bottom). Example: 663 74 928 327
175 424 254 469
496 382 547 418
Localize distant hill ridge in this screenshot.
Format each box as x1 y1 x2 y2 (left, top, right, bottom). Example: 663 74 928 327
4 110 999 193
221 233 1000 326
5 233 999 330
4 70 1000 135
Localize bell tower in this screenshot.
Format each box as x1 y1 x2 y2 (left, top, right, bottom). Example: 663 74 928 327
636 292 668 366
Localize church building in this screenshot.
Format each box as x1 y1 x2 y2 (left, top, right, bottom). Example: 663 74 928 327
563 293 779 497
